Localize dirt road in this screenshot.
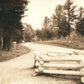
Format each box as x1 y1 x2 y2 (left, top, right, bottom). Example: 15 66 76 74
0 42 84 84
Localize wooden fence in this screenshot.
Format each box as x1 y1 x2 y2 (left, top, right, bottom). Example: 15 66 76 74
34 51 84 83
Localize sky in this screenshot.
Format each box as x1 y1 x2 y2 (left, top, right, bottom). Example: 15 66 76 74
22 0 84 30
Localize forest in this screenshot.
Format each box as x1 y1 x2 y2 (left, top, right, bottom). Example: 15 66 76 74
0 0 84 50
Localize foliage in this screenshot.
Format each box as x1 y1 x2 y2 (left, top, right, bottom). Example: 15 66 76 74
39 16 56 40
35 27 57 41
76 18 84 35
24 24 35 42
0 0 28 50
63 0 77 36
35 0 84 40
13 29 23 43
52 5 68 38
76 7 84 35
78 7 84 20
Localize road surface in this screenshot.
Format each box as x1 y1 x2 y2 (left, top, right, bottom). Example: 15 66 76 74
0 42 84 84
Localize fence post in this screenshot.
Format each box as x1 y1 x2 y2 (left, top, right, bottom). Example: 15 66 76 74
12 41 16 49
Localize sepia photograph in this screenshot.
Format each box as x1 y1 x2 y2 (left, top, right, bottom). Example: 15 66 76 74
0 0 84 84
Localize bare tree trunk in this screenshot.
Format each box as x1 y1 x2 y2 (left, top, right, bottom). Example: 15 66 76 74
0 29 3 49
2 30 13 50
68 8 71 39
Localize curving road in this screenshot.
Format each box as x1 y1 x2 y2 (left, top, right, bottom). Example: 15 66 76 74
0 42 84 84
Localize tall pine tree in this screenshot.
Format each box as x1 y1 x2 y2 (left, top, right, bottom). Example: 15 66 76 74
0 0 28 50
63 0 77 38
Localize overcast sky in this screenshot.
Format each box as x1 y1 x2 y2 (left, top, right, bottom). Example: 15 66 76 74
22 0 84 30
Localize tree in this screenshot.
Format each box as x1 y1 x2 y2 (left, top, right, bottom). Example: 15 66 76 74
63 0 77 37
43 16 50 29
24 24 34 42
76 18 84 35
0 28 3 49
35 29 42 40
78 7 84 20
76 7 84 35
52 5 68 38
42 16 50 40
0 0 28 50
35 16 57 40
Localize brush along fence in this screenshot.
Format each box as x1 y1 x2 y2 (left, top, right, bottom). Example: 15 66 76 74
34 51 84 83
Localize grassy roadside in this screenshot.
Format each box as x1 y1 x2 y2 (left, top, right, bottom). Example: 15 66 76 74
34 39 84 50
0 43 30 62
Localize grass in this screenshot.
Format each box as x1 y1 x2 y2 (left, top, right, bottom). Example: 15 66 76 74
34 38 84 50
0 43 30 62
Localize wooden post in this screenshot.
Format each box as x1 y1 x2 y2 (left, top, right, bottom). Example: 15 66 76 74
35 61 44 67
35 68 39 73
38 67 44 72
81 77 84 83
80 60 84 83
35 67 44 73
34 51 84 83
41 63 81 69
39 61 44 65
35 56 82 61
42 70 80 76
